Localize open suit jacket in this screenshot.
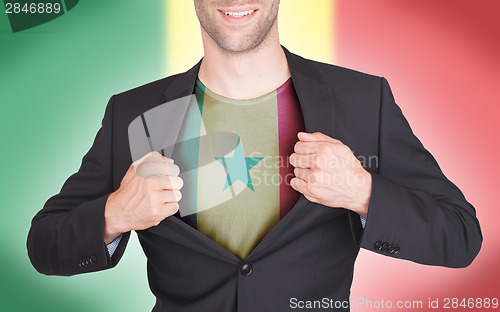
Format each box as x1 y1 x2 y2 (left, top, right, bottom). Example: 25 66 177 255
27 47 482 312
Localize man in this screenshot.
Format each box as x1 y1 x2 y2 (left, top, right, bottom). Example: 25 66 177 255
27 1 482 311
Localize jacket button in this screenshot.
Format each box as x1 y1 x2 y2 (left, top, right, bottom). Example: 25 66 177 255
240 263 253 276
393 245 400 254
381 242 389 252
387 244 395 254
374 241 383 250
89 256 97 265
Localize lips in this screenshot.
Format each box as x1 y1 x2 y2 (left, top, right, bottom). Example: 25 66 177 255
218 7 258 24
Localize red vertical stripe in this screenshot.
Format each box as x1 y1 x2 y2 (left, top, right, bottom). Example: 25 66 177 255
277 78 305 220
337 0 500 306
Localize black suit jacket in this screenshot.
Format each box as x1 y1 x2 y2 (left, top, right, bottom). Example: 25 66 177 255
27 47 482 311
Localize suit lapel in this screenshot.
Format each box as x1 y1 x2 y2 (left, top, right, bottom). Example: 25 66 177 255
156 47 337 261
163 60 202 102
283 46 336 137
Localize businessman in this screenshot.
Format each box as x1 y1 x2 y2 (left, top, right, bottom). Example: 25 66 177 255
27 1 482 311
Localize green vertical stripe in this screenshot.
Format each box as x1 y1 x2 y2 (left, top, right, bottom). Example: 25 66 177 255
174 84 204 221
0 1 165 310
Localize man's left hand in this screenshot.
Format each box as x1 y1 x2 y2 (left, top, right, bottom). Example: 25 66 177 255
289 132 372 219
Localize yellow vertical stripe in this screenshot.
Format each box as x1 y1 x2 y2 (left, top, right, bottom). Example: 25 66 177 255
196 88 280 260
165 0 203 75
164 0 336 75
279 0 336 64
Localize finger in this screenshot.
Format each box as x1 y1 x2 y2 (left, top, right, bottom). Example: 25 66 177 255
290 176 305 192
297 132 342 144
142 154 174 165
290 177 314 197
294 168 324 186
165 163 180 176
293 167 310 181
161 176 184 190
294 141 333 154
294 141 315 154
289 153 315 168
158 190 182 203
162 202 180 217
136 162 180 178
135 162 167 179
290 177 319 203
133 151 162 166
151 176 183 190
133 151 174 169
125 151 161 182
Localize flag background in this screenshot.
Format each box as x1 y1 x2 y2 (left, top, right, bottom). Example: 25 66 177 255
0 1 498 311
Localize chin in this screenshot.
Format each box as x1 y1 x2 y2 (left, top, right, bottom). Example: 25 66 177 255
219 36 261 54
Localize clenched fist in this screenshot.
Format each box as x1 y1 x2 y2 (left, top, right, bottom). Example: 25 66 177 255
289 132 372 218
103 151 183 244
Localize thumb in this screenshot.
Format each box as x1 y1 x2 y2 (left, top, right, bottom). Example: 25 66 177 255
133 151 171 167
297 132 340 143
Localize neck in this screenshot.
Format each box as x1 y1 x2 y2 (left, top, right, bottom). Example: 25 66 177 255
197 27 291 100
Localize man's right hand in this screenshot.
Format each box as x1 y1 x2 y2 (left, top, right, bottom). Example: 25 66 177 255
103 151 183 244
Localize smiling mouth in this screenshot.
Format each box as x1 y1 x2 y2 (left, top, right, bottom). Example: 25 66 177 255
220 9 257 18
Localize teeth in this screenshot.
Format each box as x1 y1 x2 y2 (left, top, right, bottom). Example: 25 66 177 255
222 10 255 18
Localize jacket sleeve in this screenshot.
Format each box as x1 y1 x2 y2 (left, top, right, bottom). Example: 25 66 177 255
27 95 131 276
354 77 482 268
